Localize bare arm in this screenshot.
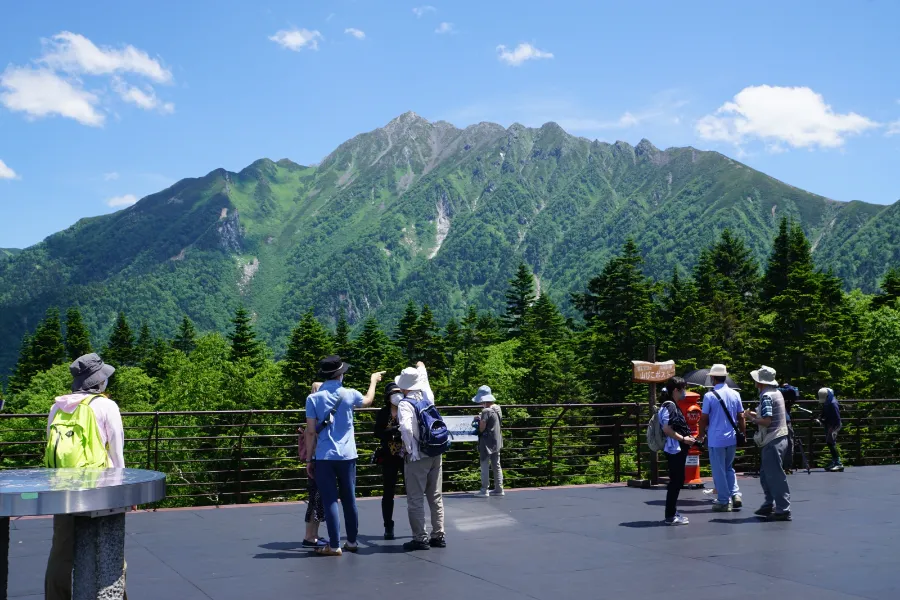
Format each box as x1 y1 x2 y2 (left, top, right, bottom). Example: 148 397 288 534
305 418 317 466
479 414 487 433
699 414 709 440
737 412 749 433
360 372 386 408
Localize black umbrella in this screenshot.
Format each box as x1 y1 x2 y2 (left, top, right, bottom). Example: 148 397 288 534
682 369 740 390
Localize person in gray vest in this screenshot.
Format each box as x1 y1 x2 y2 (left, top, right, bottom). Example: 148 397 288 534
744 365 792 521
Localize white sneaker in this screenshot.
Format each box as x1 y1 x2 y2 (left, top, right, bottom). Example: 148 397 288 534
703 488 716 496
474 490 490 498
490 489 505 497
665 514 690 526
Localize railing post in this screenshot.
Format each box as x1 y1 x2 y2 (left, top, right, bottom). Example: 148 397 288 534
153 412 160 472
613 421 621 483
548 407 569 487
146 412 159 470
634 402 642 480
855 410 862 466
234 411 252 505
807 407 815 469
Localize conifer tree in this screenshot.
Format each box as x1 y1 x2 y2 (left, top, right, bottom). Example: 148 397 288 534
502 262 536 338
416 304 445 369
656 267 715 372
134 322 153 366
575 238 655 401
7 334 36 394
64 307 92 361
228 306 263 368
283 310 333 407
172 316 197 355
30 308 66 372
515 294 570 403
872 267 900 309
395 300 421 363
455 306 486 390
350 317 402 389
142 336 172 381
105 312 136 367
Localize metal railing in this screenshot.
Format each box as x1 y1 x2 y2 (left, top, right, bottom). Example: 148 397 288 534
2 400 898 507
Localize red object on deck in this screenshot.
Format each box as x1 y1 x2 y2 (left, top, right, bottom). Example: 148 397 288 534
679 391 703 485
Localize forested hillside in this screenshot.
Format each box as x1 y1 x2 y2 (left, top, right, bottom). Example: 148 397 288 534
0 112 898 377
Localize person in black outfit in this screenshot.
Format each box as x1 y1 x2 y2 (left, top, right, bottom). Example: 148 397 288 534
658 376 696 525
374 382 405 539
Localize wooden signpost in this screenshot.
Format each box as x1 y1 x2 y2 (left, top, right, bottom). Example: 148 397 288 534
629 349 675 487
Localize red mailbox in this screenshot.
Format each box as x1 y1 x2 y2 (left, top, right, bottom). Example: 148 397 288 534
679 391 703 486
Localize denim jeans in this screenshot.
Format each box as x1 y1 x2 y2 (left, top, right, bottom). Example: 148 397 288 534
708 445 739 505
315 459 358 548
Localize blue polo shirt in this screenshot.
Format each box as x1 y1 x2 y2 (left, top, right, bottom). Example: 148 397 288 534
702 384 744 448
305 380 364 461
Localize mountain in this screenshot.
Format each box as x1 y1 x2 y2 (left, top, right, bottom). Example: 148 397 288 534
0 111 897 376
1 248 20 260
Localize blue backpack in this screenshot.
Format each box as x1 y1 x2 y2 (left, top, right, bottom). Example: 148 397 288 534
403 397 451 457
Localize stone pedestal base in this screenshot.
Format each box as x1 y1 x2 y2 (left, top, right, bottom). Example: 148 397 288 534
73 513 126 600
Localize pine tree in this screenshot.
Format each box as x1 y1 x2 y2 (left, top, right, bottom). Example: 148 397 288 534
455 306 486 390
395 300 421 363
228 306 263 367
657 267 715 372
142 337 172 381
334 308 353 360
416 304 445 369
502 262 536 338
64 307 92 361
763 216 792 303
134 322 153 366
105 312 136 367
515 294 570 403
282 310 333 407
872 267 900 309
30 308 66 372
172 316 197 354
574 238 655 401
349 317 402 389
7 334 37 394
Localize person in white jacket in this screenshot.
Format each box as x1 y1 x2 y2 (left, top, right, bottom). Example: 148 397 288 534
397 362 446 551
45 353 127 600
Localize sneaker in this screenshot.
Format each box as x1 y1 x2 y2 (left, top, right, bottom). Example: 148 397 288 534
403 540 431 552
731 494 743 509
490 489 506 497
429 534 447 548
315 545 342 556
767 511 793 522
826 463 844 472
703 488 717 498
342 542 359 553
665 514 690 526
384 525 395 541
711 500 732 512
754 505 774 517
302 538 327 548
474 489 491 498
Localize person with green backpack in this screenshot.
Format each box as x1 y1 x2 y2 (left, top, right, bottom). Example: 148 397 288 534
44 353 127 600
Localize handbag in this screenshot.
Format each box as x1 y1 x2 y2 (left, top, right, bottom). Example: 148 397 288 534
712 390 746 447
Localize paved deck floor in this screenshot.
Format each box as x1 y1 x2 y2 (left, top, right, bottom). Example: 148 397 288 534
8 465 900 599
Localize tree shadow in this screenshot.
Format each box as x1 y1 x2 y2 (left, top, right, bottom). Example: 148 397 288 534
253 534 412 559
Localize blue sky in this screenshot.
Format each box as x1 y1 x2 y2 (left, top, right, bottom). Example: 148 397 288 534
1 0 899 249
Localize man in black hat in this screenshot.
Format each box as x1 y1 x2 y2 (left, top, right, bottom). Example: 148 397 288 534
304 355 384 556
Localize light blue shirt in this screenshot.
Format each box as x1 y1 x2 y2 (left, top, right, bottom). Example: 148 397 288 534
658 405 682 455
305 380 364 461
702 384 744 448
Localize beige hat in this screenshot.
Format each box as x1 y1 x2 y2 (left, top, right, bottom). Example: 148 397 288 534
395 367 426 391
709 364 728 377
751 365 779 387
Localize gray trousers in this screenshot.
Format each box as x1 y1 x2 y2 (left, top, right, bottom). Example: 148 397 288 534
404 455 445 542
760 436 791 513
480 452 503 492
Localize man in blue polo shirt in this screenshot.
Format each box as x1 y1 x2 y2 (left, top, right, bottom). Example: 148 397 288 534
304 355 384 556
698 364 746 512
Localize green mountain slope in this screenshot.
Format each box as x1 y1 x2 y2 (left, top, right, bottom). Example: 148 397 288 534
0 112 896 375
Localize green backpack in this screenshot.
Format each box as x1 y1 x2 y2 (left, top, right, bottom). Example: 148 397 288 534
44 395 110 469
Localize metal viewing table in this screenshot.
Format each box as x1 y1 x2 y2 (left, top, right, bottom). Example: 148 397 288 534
1 468 166 600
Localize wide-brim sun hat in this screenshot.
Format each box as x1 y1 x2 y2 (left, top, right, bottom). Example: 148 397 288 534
70 353 116 392
709 364 728 377
395 367 425 391
317 355 351 379
750 365 779 387
472 385 496 404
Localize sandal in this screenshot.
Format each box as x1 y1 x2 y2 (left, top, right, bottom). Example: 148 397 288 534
315 545 343 556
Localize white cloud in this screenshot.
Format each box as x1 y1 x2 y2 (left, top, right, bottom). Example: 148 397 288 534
0 66 104 126
269 28 323 51
111 76 174 113
887 120 900 136
344 28 366 40
696 85 878 150
104 172 119 181
496 43 553 66
413 5 436 17
0 159 18 180
107 194 137 207
40 32 172 83
435 22 455 34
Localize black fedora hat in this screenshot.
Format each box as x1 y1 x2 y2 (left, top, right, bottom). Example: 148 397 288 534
317 355 351 379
